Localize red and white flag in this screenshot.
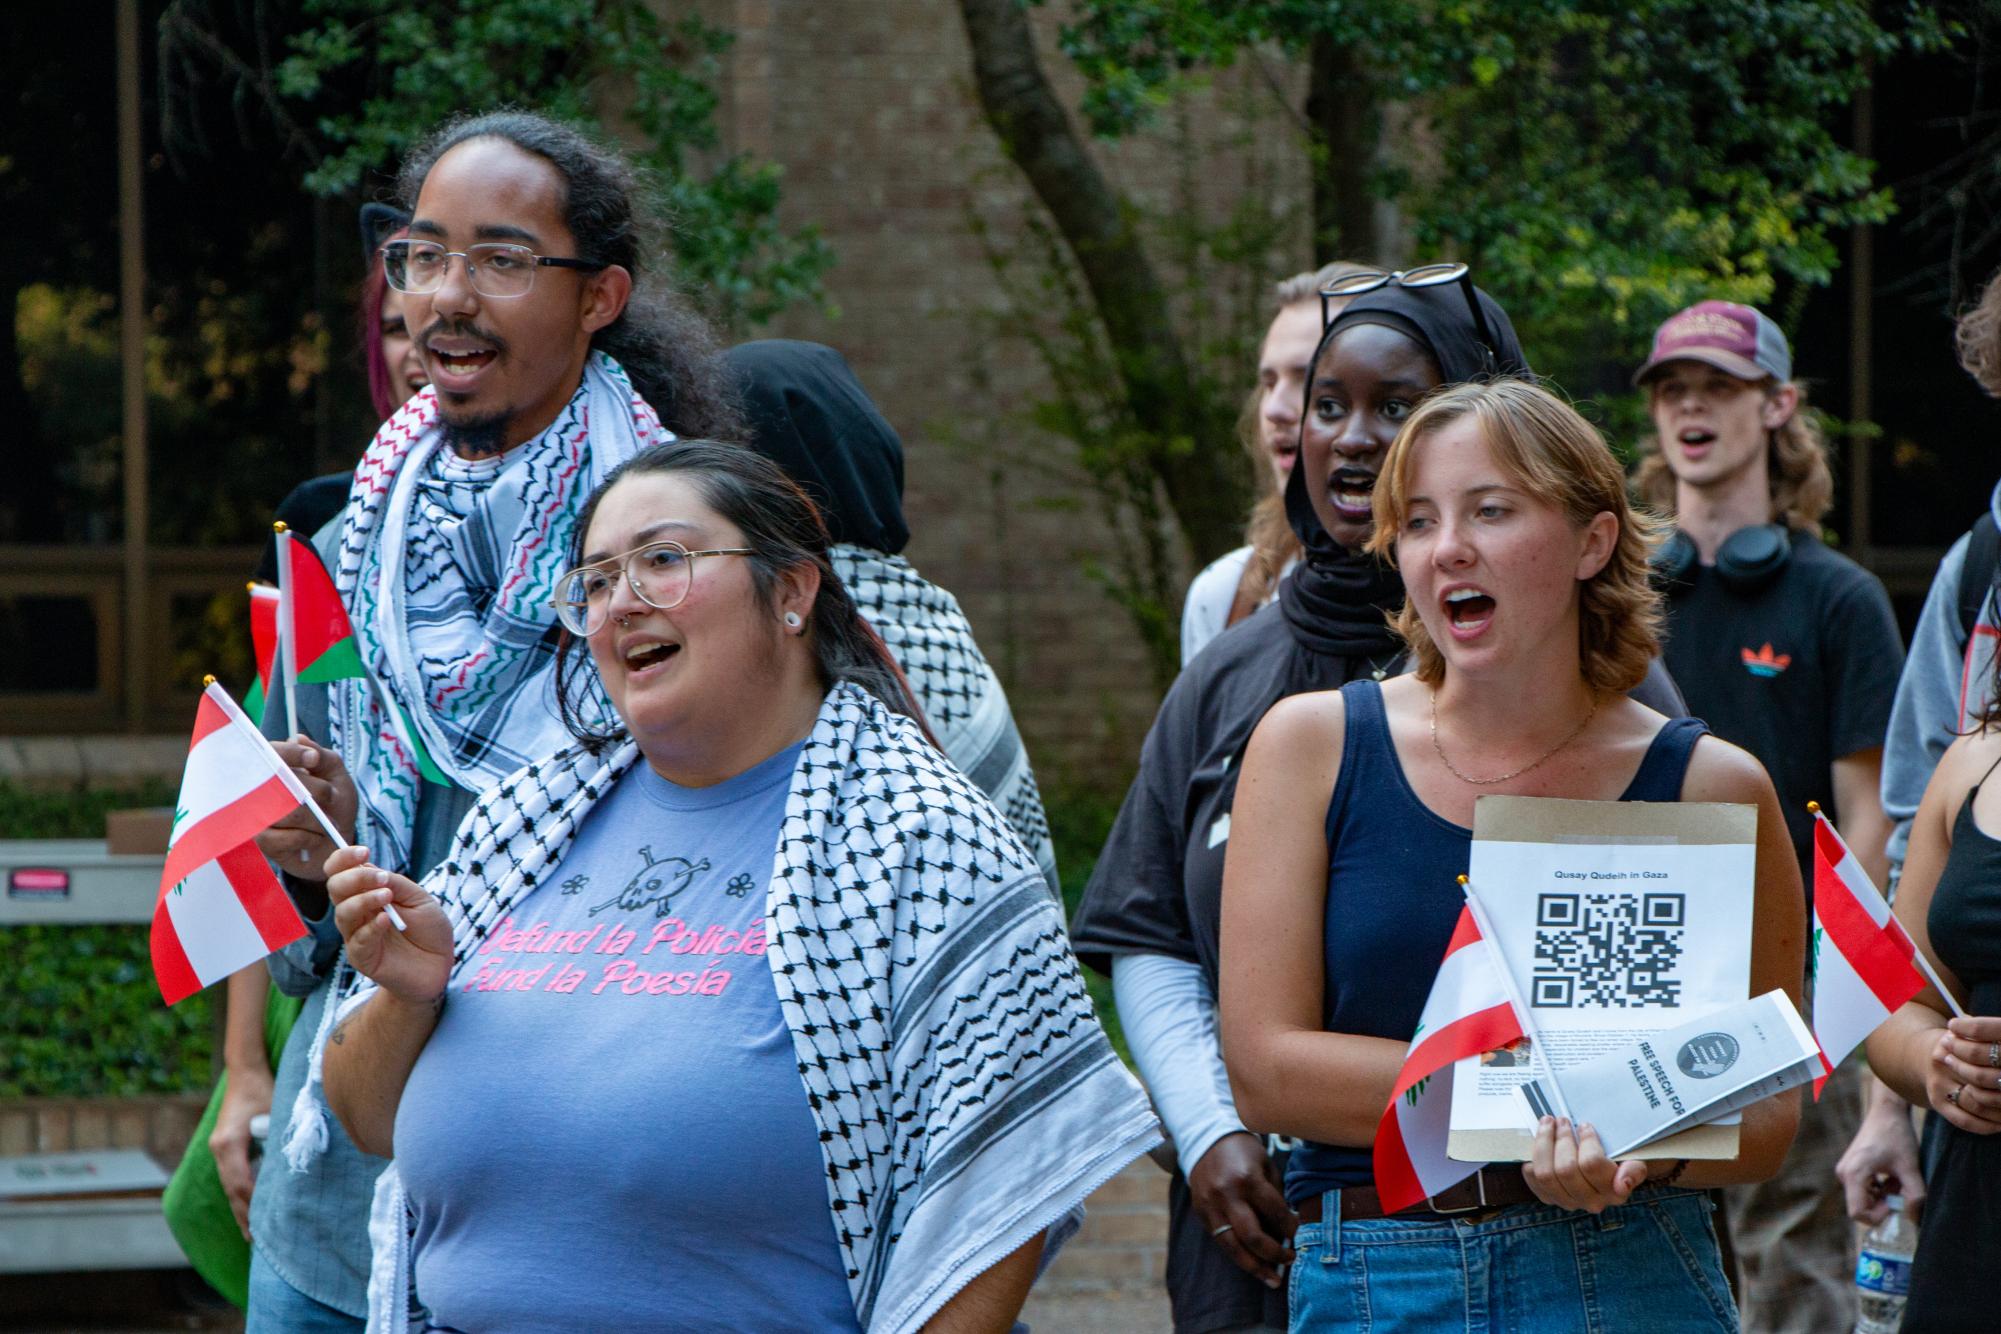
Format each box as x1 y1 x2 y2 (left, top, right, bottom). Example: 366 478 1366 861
150 682 309 1005
1373 906 1526 1215
1809 812 1927 1098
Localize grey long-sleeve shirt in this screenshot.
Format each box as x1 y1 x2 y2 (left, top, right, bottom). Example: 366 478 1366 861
1881 480 2001 882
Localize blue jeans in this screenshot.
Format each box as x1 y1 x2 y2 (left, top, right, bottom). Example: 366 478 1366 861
247 1245 366 1334
1288 1187 1737 1333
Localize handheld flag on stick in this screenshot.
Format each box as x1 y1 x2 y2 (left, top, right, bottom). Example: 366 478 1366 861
1808 804 1952 1098
244 583 280 724
274 522 365 738
151 680 311 1005
1372 878 1538 1216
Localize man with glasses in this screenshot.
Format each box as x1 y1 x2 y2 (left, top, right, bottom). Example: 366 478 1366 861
1632 301 1902 1334
240 110 740 1333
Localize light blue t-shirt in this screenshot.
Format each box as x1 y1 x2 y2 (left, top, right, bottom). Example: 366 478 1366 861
394 740 860 1333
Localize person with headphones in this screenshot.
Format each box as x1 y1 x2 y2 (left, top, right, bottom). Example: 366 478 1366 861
1633 299 1904 1334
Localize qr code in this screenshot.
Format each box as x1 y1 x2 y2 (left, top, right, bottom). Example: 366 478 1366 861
1530 892 1685 1009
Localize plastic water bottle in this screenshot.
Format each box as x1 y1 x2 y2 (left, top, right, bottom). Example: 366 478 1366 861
1854 1196 1916 1333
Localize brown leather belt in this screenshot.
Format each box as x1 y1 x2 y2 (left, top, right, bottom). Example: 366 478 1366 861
1296 1168 1540 1223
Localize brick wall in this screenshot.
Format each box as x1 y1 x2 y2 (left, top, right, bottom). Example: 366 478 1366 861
709 0 1313 786
0 1096 207 1166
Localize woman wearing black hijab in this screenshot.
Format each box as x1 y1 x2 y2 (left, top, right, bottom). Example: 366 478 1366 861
1068 276 1683 1333
726 339 1059 894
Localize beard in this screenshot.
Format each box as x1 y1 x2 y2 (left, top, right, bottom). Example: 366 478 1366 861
439 406 511 459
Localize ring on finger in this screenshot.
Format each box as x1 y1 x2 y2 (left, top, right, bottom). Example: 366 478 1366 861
1989 1042 2000 1069
1950 1083 1965 1106
1211 1223 1234 1238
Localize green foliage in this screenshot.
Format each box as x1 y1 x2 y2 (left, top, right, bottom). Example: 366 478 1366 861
5 925 216 1097
164 0 831 328
1058 0 1953 386
0 779 178 841
962 88 1299 688
0 780 215 1097
1048 775 1132 1064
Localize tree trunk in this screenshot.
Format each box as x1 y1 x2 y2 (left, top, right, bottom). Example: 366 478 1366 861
956 0 1245 564
1306 34 1383 265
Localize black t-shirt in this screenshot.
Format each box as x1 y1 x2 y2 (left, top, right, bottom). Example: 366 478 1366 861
1660 530 1903 888
1070 600 1395 989
252 472 351 583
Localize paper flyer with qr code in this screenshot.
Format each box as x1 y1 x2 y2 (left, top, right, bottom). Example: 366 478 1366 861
1447 795 1759 1163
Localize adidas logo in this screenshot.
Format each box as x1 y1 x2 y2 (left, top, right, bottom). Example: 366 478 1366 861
1741 643 1791 677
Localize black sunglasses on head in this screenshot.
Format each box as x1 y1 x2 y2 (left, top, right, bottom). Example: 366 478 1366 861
1318 262 1500 373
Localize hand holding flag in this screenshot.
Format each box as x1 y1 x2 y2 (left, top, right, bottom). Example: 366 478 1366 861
323 844 454 1004
150 678 404 1005
152 681 314 1005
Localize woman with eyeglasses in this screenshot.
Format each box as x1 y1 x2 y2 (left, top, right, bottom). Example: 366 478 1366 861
1069 273 1686 1334
310 441 1157 1334
1220 377 1804 1331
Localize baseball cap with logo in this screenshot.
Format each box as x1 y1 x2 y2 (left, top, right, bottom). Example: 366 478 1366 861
1633 300 1792 386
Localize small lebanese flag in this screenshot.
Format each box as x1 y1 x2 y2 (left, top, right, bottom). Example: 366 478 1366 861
243 583 280 722
276 527 365 684
1373 906 1526 1215
149 682 309 1005
1809 812 1926 1097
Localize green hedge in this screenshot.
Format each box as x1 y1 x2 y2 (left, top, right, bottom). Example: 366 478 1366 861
0 775 1128 1095
1048 779 1128 1064
0 780 216 1097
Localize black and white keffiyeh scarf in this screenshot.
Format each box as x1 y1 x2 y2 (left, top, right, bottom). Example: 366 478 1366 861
330 351 669 870
833 545 1059 897
328 682 1156 1332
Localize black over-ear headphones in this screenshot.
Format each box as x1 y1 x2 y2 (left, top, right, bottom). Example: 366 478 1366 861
1653 524 1792 592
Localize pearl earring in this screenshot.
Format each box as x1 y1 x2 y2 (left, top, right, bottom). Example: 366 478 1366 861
784 611 802 630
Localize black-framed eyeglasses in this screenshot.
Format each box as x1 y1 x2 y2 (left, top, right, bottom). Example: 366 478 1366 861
382 239 608 300
1319 262 1499 372
551 541 755 636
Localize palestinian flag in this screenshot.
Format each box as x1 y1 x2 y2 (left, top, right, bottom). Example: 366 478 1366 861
275 527 364 684
1809 812 1927 1098
150 682 309 1005
244 583 280 723
1373 906 1526 1215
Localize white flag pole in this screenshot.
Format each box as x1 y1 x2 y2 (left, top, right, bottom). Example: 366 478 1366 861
202 677 404 932
1459 875 1575 1124
1808 804 1964 1019
273 523 300 739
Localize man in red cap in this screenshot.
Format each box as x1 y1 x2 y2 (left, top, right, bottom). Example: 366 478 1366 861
1633 300 1904 1333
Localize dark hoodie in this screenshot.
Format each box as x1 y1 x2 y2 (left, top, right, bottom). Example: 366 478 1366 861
725 339 910 555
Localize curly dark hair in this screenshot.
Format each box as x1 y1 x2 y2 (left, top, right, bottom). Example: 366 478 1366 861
396 109 744 439
552 440 930 753
1958 266 2001 400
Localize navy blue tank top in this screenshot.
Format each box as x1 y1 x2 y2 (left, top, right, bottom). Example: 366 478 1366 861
1285 679 1710 1205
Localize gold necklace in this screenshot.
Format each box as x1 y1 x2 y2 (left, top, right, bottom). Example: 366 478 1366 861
1429 687 1599 787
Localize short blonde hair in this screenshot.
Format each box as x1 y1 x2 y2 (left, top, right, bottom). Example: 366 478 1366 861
1367 379 1666 694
